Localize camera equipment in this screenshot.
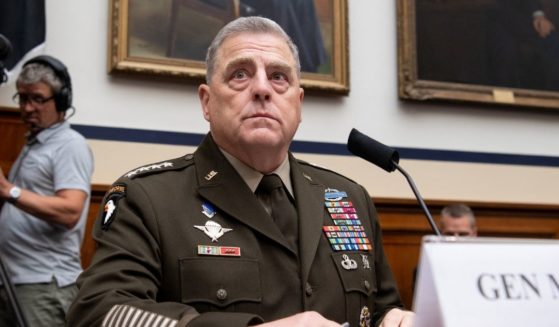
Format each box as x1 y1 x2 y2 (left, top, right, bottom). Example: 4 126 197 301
0 34 12 84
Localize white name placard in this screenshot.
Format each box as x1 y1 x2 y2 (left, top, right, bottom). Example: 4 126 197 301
413 236 559 327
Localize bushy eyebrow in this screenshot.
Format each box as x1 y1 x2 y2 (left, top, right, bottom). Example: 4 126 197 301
222 57 293 78
224 57 255 72
267 62 293 76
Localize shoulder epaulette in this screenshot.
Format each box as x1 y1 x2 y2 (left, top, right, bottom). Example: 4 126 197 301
296 158 358 185
122 153 194 180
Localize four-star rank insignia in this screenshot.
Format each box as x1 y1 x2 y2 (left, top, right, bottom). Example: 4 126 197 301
125 162 174 178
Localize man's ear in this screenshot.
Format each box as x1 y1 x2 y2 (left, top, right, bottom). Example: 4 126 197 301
198 84 211 122
298 87 304 123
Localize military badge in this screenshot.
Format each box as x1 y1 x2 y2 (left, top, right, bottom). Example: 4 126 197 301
204 170 218 181
194 220 232 242
101 184 126 231
324 188 348 202
341 254 358 270
360 306 371 327
201 202 217 219
124 162 174 178
197 245 241 257
361 254 371 269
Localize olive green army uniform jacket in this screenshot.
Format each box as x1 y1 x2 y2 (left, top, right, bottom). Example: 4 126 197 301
67 134 402 327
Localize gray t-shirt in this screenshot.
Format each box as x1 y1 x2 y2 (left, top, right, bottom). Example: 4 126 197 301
0 121 94 287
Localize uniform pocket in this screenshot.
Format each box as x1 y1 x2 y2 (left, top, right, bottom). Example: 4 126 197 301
331 252 377 325
179 257 262 308
331 252 377 296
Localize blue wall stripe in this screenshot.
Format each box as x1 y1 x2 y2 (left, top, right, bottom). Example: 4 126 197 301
73 124 559 168
73 125 205 145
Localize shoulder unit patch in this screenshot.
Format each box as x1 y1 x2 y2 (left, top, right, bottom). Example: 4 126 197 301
101 183 126 231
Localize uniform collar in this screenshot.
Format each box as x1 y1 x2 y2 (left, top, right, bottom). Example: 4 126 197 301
220 148 293 197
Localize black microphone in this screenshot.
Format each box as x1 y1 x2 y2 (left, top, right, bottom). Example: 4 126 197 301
347 128 441 236
347 128 400 172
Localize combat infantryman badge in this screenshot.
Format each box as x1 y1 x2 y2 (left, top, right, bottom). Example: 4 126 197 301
194 220 232 242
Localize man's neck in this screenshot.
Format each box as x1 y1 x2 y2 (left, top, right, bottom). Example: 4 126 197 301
237 149 287 174
221 145 288 174
25 119 65 144
220 146 293 196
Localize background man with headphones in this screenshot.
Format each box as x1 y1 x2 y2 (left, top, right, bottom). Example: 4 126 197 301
0 55 94 326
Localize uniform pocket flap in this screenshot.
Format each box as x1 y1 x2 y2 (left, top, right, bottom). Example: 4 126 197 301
179 257 262 307
331 252 376 296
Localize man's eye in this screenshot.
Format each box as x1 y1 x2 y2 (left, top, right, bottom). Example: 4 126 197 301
31 96 48 103
232 70 248 79
271 72 287 81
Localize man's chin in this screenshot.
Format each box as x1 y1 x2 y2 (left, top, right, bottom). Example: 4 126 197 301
244 130 283 144
26 122 40 131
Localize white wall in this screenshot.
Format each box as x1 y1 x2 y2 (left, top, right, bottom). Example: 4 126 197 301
1 1 558 205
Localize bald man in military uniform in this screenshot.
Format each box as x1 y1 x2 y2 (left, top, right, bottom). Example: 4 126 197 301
67 17 413 327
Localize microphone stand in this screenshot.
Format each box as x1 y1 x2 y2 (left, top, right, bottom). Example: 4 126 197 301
0 253 28 327
392 161 441 236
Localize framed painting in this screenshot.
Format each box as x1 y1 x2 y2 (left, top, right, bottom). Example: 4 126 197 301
108 0 349 94
397 0 559 110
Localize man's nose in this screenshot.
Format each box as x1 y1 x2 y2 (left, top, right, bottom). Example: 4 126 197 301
21 101 36 112
252 71 272 101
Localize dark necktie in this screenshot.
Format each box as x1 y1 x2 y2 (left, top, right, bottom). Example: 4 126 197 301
256 174 299 252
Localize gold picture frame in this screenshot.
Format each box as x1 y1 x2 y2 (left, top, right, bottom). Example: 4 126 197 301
397 0 559 110
108 0 349 94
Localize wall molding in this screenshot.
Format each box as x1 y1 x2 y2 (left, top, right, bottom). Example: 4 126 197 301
75 124 559 167
2 106 558 167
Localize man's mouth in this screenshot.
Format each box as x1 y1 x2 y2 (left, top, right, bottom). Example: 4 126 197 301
247 112 276 120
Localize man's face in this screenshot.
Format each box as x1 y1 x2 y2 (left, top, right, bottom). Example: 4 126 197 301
16 82 61 132
198 32 304 156
440 215 477 237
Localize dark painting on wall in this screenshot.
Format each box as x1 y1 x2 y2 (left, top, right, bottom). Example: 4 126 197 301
109 0 349 94
398 0 559 110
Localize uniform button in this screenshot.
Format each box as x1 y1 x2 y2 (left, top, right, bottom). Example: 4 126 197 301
363 280 371 291
216 288 227 301
305 283 313 296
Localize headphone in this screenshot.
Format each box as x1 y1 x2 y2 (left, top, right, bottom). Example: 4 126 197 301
23 55 73 112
